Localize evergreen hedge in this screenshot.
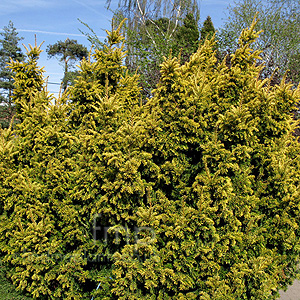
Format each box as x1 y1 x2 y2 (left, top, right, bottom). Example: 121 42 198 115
0 18 300 299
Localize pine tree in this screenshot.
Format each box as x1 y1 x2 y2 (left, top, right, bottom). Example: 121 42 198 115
46 38 88 91
174 13 200 63
0 21 24 128
200 15 215 44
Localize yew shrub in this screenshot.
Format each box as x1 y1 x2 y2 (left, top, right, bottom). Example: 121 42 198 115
0 19 300 300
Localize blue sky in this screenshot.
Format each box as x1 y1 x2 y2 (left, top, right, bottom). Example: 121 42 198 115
0 0 235 96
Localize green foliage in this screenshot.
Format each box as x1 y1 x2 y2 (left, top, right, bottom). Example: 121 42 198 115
218 0 300 85
119 13 200 99
0 21 24 128
0 105 11 129
1 17 300 300
175 13 200 63
0 261 33 299
200 16 215 44
8 41 45 121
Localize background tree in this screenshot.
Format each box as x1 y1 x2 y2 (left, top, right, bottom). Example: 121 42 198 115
200 15 215 44
218 0 300 85
107 0 200 38
46 38 88 91
0 21 24 128
106 0 200 99
174 13 200 63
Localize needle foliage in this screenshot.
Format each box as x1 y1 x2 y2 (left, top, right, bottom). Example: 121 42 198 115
0 18 300 300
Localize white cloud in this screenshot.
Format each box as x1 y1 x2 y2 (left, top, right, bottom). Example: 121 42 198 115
17 29 106 39
18 29 85 37
0 0 58 15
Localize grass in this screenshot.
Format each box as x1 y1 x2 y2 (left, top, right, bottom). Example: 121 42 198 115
0 262 33 300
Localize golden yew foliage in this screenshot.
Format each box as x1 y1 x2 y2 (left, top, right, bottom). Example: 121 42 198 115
0 18 300 300
106 19 300 300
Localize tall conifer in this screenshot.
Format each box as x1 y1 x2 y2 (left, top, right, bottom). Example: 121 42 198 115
0 21 24 128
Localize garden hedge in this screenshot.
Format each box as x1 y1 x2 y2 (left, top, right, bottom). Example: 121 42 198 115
0 18 300 299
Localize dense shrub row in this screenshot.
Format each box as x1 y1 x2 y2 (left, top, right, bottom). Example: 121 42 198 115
0 19 300 299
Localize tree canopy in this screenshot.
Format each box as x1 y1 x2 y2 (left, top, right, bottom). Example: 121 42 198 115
105 0 201 99
218 0 300 85
0 21 24 128
200 15 215 43
46 38 88 91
